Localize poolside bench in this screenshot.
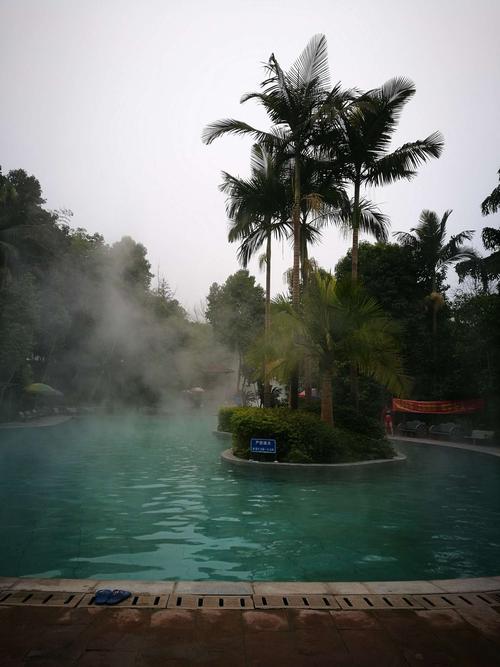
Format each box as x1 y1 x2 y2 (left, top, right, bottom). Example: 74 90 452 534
396 420 427 437
428 422 463 441
464 430 495 446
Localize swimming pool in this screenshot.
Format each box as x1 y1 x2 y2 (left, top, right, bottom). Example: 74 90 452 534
0 415 499 581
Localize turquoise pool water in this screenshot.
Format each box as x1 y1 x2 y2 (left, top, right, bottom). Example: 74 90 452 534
0 415 499 581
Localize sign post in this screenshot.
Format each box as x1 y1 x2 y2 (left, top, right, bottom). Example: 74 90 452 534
250 437 277 462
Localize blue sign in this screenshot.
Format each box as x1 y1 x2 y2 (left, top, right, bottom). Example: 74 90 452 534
250 438 277 454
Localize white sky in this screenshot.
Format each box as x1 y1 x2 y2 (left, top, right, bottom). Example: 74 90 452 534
1 0 499 312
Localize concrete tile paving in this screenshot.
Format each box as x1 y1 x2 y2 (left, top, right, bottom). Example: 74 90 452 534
0 602 499 665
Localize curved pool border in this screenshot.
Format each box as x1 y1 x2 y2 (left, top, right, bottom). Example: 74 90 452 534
1 433 499 598
221 448 407 468
390 434 500 458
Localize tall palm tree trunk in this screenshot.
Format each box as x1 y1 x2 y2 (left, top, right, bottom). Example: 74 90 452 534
430 275 438 397
350 178 361 410
320 368 334 425
351 179 361 281
263 230 272 408
301 233 312 402
289 155 301 409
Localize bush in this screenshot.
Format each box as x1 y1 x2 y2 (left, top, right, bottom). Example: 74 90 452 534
224 406 394 464
297 398 321 416
218 406 239 433
334 405 384 440
298 401 384 440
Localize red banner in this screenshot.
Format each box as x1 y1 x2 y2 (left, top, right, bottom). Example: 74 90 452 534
392 398 484 414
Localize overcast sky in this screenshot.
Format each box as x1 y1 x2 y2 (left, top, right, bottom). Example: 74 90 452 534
1 0 499 312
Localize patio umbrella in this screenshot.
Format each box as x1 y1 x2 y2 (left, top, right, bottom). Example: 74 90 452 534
24 383 64 398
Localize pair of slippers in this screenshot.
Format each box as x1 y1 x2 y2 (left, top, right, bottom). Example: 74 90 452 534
94 589 131 605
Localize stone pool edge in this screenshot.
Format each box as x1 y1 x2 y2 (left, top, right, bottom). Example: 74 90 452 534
1 575 499 596
390 434 500 457
220 448 407 468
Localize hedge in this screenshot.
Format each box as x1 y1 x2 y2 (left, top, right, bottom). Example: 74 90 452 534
218 406 238 433
298 401 384 440
217 406 394 464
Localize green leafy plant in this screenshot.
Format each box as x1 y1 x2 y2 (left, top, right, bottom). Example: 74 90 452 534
223 406 394 464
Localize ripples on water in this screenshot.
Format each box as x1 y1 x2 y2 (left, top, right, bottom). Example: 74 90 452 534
0 414 499 581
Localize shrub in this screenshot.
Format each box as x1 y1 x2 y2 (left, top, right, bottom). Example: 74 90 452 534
224 406 394 464
334 405 384 440
297 398 321 416
298 401 384 440
218 406 239 433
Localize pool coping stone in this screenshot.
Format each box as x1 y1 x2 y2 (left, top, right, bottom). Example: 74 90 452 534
390 434 500 457
2 576 499 596
221 448 407 468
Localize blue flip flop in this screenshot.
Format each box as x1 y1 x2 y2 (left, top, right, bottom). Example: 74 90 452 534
94 589 112 605
106 589 131 605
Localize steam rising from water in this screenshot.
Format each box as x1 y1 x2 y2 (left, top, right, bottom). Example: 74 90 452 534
39 234 236 411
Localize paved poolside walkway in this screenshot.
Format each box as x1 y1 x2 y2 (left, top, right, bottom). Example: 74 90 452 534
389 435 500 458
2 577 500 665
2 602 500 666
0 415 72 429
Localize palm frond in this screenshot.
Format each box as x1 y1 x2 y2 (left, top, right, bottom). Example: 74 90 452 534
249 144 268 175
455 256 489 288
202 119 277 146
482 226 500 251
287 33 330 91
393 230 417 247
373 76 416 108
481 168 500 216
357 201 390 242
366 132 444 186
439 243 477 266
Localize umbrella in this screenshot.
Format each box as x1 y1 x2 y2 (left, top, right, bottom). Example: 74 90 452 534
24 383 64 398
298 388 319 399
189 387 205 393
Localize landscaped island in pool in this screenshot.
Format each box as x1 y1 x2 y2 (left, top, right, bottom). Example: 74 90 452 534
0 415 499 582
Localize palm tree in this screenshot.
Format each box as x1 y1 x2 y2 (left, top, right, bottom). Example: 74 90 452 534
394 210 476 335
316 78 442 410
456 229 500 290
481 168 500 216
325 78 444 281
270 271 408 425
220 145 289 406
457 169 500 287
203 34 349 407
336 194 390 245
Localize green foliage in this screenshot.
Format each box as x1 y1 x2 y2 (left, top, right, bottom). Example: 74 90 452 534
226 407 394 463
298 400 383 438
206 270 264 353
394 209 476 293
206 270 265 394
334 405 384 440
301 272 407 394
0 273 39 382
0 167 236 416
335 242 455 401
218 406 239 432
450 291 500 428
110 236 153 292
481 168 500 216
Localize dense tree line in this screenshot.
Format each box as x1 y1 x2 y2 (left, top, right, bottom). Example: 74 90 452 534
0 168 231 419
